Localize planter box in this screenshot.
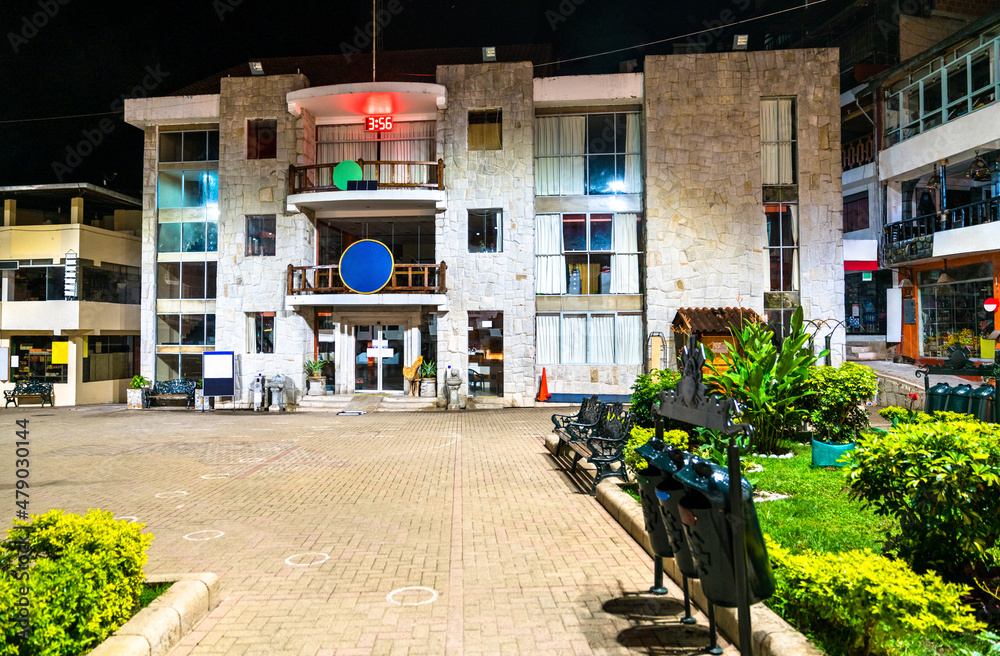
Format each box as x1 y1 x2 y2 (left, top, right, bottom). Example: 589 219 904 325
419 378 437 398
811 438 855 468
126 388 144 410
307 377 326 396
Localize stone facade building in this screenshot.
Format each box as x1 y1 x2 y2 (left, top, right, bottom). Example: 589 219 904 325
124 47 844 408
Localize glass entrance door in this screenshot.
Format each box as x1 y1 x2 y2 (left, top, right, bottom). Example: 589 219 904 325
354 325 404 392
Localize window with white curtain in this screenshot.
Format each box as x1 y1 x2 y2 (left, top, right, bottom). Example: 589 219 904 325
535 213 641 295
316 121 436 187
536 312 643 364
761 98 796 186
535 112 641 196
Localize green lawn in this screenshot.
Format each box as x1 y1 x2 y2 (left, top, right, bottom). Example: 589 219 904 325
745 445 896 554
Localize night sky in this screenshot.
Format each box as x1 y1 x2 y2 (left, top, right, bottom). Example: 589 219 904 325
0 0 825 197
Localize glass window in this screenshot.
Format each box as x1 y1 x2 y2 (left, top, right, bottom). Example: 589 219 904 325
761 98 796 186
919 262 994 358
82 336 136 383
157 262 180 299
182 222 206 252
157 223 181 253
80 264 141 304
181 262 206 299
11 336 68 384
468 311 503 396
250 312 275 354
468 209 502 253
535 312 643 365
535 112 641 196
843 191 869 233
538 213 640 295
765 203 800 339
158 171 183 208
159 133 183 163
182 131 208 162
12 266 64 301
845 270 892 335
247 215 277 256
247 119 277 159
468 109 502 151
159 131 219 163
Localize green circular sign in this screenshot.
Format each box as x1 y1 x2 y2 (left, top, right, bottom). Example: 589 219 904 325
333 160 363 191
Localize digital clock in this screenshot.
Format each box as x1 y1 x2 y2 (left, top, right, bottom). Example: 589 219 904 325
365 116 393 132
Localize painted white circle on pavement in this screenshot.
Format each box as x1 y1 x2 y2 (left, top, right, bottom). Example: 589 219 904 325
201 473 230 479
386 587 438 607
183 530 225 541
155 491 188 499
284 552 330 567
116 516 139 523
239 458 264 463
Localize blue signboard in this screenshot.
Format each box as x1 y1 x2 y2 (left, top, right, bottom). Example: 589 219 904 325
339 240 394 294
203 351 235 397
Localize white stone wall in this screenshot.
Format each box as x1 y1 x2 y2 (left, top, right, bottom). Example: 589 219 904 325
215 75 315 405
437 62 537 407
139 126 158 381
643 50 845 366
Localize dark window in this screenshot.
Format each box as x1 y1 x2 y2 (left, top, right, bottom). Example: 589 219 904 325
845 270 892 336
155 353 204 383
82 336 136 383
468 209 502 253
252 312 275 353
159 131 219 163
247 215 277 256
157 313 215 346
764 203 800 340
80 264 141 304
13 266 64 301
247 119 277 159
843 191 869 233
468 109 502 150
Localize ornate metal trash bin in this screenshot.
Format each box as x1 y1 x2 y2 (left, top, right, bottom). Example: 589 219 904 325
969 384 995 423
925 382 952 414
636 466 674 559
674 460 775 608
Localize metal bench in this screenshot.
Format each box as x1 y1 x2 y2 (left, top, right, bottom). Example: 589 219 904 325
551 395 602 440
554 401 633 495
147 379 197 409
4 380 55 408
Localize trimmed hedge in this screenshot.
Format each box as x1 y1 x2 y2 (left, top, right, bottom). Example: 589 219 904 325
623 427 689 477
768 539 983 656
806 362 878 443
0 509 153 656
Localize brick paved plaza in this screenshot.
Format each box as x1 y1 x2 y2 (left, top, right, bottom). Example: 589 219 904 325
11 405 735 655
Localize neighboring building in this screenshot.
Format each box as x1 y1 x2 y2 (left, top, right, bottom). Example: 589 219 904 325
0 184 142 405
867 11 1000 363
124 46 844 407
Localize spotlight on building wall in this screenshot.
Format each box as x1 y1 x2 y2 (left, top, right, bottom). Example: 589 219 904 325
733 35 749 51
482 46 496 62
249 61 264 76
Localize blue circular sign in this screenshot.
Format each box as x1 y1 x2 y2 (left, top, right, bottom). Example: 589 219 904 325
339 240 394 294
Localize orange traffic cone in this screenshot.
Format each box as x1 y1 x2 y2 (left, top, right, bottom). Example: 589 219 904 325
536 367 551 402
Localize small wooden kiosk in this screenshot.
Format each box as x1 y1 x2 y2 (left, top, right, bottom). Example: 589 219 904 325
671 307 764 372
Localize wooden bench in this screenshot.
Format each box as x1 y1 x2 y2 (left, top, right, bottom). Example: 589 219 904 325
147 379 197 409
554 401 633 495
4 380 55 408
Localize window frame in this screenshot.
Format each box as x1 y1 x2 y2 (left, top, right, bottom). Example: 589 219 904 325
248 312 276 354
760 97 797 187
468 108 503 151
535 311 643 365
247 119 278 160
468 209 503 253
246 215 277 257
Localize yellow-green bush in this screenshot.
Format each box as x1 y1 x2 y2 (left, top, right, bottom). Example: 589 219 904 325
846 419 1000 579
0 509 153 656
768 538 983 656
623 426 688 476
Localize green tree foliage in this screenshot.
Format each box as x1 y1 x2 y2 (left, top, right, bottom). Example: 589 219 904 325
846 419 1000 580
628 368 681 428
622 427 689 477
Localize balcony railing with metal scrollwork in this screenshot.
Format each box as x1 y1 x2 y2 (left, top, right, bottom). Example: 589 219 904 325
288 159 445 195
883 196 1000 264
842 135 875 171
286 262 447 296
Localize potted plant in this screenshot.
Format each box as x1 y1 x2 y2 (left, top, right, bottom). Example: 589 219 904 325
303 360 325 396
418 360 437 398
127 375 149 409
805 362 879 468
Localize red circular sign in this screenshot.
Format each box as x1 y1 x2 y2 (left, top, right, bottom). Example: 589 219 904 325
985 297 999 312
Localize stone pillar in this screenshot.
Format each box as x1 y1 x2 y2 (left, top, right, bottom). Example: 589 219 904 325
70 197 84 224
3 199 15 227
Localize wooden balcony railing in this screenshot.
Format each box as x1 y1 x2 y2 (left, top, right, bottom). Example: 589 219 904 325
288 159 445 195
842 135 875 171
883 196 1000 264
287 262 447 295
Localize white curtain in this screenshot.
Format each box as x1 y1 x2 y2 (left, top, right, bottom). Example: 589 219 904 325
379 121 435 185
534 116 584 195
536 315 559 364
317 124 377 186
610 213 640 294
623 113 642 193
535 214 567 294
616 314 643 365
761 99 794 185
590 315 615 363
561 315 587 364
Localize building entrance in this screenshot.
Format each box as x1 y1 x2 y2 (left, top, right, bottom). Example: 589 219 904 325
354 324 404 392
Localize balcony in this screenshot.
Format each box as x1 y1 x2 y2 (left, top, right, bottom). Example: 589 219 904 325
285 262 448 309
842 135 875 171
286 160 446 213
884 196 1000 264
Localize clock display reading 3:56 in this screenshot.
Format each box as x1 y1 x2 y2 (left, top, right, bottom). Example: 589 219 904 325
365 116 393 132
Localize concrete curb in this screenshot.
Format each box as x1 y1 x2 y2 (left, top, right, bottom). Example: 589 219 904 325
89 573 219 656
544 435 823 656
